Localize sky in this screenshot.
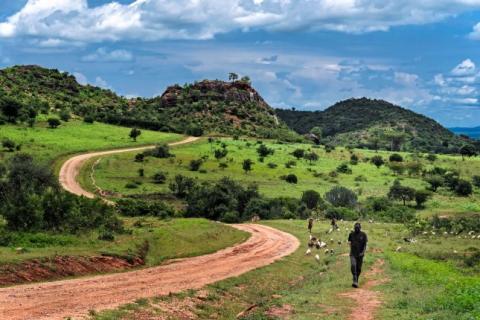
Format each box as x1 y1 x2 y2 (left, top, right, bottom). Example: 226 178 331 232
1 1 480 127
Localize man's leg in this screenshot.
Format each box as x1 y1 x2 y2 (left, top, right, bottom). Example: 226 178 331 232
350 256 358 287
356 256 364 278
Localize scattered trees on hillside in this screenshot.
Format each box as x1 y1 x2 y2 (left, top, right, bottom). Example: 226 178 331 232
388 180 416 206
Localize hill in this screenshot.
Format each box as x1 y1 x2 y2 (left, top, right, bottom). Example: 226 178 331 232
450 126 480 139
0 65 298 141
276 98 469 152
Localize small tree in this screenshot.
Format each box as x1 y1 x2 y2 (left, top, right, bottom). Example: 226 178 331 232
214 148 228 161
257 144 274 157
189 159 203 171
388 162 405 175
459 144 476 159
473 175 480 188
2 138 16 152
169 175 196 198
134 153 145 162
229 72 239 82
83 115 95 123
455 180 473 196
59 110 71 122
292 148 305 160
301 190 321 209
129 128 142 142
152 172 167 184
325 186 357 208
242 159 253 174
425 175 444 192
350 154 359 165
389 153 403 162
47 118 61 129
371 155 384 168
388 180 416 206
414 190 432 208
305 152 319 164
284 174 298 184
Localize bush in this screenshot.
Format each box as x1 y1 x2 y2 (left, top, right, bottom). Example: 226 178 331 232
189 159 203 171
350 154 359 165
219 162 228 169
455 180 473 196
426 154 437 162
59 110 71 122
389 153 403 162
144 144 172 158
2 138 16 152
47 118 61 129
185 124 204 137
267 162 278 169
283 174 298 184
152 172 167 184
325 186 357 208
129 128 142 141
98 230 115 241
301 190 322 209
169 174 196 198
415 190 432 208
425 175 444 192
242 159 253 174
214 148 228 160
365 196 392 212
134 153 145 162
473 175 480 188
125 182 139 189
116 199 175 218
285 160 296 168
325 207 359 221
336 163 352 174
83 115 95 123
257 144 274 157
291 148 305 159
371 155 384 168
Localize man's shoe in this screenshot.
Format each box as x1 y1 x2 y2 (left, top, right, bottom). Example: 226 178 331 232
352 282 358 288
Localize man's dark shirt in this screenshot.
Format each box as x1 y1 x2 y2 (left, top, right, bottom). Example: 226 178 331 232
348 231 368 257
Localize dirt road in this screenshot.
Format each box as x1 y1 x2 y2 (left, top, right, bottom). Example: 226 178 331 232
59 136 200 198
0 224 299 320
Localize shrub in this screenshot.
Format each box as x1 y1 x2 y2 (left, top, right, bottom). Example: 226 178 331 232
455 180 473 196
129 128 142 141
371 155 384 168
336 163 352 174
425 175 444 192
267 162 278 169
189 159 203 171
473 175 480 188
285 160 296 168
145 144 172 158
214 148 228 160
284 174 298 184
59 110 71 122
426 154 437 162
138 168 144 177
325 186 357 208
301 190 322 209
415 190 432 208
257 144 274 157
116 199 175 218
169 175 197 198
125 182 139 189
2 138 16 152
291 148 305 159
219 162 228 169
389 153 403 162
134 153 145 162
185 124 204 137
47 118 61 129
98 230 115 241
388 162 405 175
325 207 358 221
242 159 253 174
305 152 319 164
350 154 359 165
365 196 392 212
83 115 95 123
152 172 167 184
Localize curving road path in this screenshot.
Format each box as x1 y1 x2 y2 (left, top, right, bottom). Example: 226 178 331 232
59 136 200 198
0 136 300 320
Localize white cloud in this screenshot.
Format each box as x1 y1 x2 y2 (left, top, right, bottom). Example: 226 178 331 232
94 76 110 89
82 47 133 62
3 0 480 43
394 72 419 86
451 59 476 76
73 72 88 85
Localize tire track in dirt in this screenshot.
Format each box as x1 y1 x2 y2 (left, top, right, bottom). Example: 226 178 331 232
59 136 200 198
0 224 300 320
338 259 389 320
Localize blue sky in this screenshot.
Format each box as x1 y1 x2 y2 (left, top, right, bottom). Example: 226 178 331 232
1 1 480 127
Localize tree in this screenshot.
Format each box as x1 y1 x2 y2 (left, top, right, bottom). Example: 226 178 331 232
405 161 423 176
325 186 357 208
389 153 403 162
459 144 477 159
0 97 23 123
305 152 319 164
83 115 95 123
301 190 321 209
59 110 71 122
186 124 204 137
350 154 359 165
169 175 196 198
47 118 61 129
292 148 305 160
473 175 480 188
134 153 145 162
257 144 274 157
310 126 322 139
414 190 432 208
455 180 473 196
425 175 444 192
2 139 16 152
214 148 228 160
284 174 298 184
370 155 384 168
229 72 239 82
240 76 251 84
388 162 405 175
189 159 203 171
129 128 141 142
242 159 253 174
152 172 167 184
146 144 172 158
388 180 416 206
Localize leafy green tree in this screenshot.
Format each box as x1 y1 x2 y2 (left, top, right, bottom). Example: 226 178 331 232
186 124 204 137
388 180 416 206
146 144 172 158
169 174 196 198
129 128 141 141
0 97 23 123
284 174 298 184
292 148 305 160
473 175 480 188
228 72 239 82
59 110 71 122
459 144 477 159
325 186 357 208
257 144 274 157
425 175 444 192
310 126 322 139
414 190 432 208
388 162 405 175
47 118 61 129
301 190 321 209
305 152 319 164
389 153 403 162
242 159 254 174
189 159 203 171
214 148 228 160
455 180 473 196
370 155 384 168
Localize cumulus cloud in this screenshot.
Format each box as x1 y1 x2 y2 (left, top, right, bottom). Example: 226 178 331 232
3 0 480 43
394 72 419 86
451 59 476 76
73 72 88 85
82 47 133 62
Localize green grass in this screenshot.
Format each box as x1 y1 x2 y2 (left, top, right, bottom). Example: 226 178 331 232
0 218 248 267
88 137 480 217
0 119 182 167
91 219 480 320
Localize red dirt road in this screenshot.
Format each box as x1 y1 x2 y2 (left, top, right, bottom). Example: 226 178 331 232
0 224 299 320
59 136 200 198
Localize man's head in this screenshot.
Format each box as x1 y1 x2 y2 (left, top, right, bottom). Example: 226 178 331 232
354 222 361 233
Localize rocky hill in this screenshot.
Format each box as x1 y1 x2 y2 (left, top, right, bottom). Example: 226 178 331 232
0 65 298 140
276 98 470 152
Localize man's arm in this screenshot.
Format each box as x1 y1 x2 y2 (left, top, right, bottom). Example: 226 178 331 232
360 234 368 256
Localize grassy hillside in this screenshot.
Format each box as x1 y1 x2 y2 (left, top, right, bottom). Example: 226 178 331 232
276 98 470 153
84 137 480 217
0 65 299 140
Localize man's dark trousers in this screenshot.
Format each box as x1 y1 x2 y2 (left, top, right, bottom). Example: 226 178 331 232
350 255 364 282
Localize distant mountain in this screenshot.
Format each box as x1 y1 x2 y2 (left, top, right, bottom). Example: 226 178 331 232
0 65 298 140
276 98 469 153
450 126 480 139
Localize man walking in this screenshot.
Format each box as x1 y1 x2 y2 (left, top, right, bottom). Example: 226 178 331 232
348 222 367 288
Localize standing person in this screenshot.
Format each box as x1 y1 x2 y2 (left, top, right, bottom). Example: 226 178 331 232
348 222 368 288
308 217 314 234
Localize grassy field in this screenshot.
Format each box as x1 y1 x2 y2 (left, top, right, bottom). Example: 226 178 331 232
0 218 248 266
91 219 480 320
0 118 182 167
86 137 480 217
